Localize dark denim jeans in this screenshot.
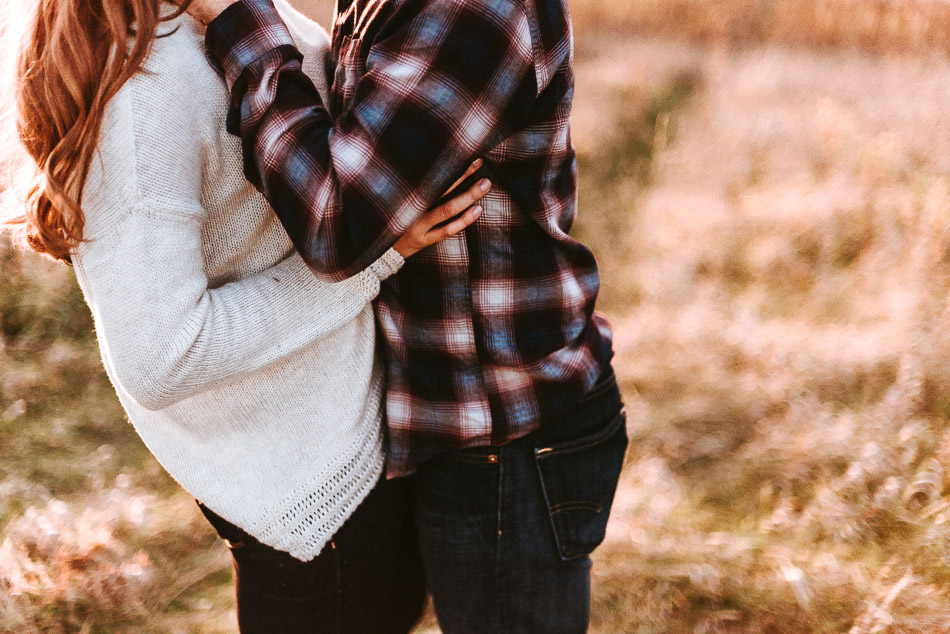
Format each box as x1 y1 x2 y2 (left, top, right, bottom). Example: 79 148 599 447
410 365 627 633
197 474 426 634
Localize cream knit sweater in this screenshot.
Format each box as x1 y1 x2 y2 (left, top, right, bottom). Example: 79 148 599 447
72 1 402 561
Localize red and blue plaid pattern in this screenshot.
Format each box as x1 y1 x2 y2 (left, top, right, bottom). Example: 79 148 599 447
205 0 613 476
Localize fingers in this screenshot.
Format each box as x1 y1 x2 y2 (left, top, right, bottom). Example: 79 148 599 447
396 170 490 256
426 205 483 244
434 177 491 222
399 201 483 256
443 158 484 198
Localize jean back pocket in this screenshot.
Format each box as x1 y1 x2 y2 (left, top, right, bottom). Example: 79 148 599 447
534 410 628 561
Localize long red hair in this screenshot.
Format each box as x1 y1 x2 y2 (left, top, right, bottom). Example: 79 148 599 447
2 0 191 263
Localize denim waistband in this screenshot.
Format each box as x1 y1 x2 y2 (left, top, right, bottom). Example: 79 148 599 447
445 363 623 461
521 363 623 450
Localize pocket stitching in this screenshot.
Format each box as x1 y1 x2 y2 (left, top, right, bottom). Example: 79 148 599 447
535 410 626 458
535 457 568 558
549 501 603 514
533 411 628 561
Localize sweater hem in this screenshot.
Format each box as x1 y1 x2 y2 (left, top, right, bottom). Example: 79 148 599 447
244 406 386 560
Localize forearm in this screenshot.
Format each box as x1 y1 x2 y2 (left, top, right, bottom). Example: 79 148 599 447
204 0 536 279
78 209 401 411
240 59 407 279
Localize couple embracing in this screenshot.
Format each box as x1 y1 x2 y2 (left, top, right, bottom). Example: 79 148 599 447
3 0 626 630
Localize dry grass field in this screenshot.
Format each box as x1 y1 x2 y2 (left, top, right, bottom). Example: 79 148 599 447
5 0 950 632
578 35 950 632
571 0 950 55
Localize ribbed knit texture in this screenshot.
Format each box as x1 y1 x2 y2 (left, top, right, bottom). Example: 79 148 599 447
71 1 404 561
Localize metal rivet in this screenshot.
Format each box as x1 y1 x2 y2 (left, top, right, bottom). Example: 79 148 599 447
488 454 498 463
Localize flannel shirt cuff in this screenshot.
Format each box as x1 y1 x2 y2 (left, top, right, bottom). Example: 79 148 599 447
368 249 406 281
205 0 298 91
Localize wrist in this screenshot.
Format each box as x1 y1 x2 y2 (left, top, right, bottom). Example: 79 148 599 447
189 0 238 25
369 249 406 280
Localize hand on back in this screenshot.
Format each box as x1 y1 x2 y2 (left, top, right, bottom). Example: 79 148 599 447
176 0 490 259
393 159 490 258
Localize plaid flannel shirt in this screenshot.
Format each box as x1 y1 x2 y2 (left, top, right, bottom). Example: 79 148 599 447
205 0 613 476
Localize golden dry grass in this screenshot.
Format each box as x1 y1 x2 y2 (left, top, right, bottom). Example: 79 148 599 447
6 0 950 632
574 33 950 632
571 0 950 55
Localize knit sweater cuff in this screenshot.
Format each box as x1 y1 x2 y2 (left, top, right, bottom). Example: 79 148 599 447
368 249 405 281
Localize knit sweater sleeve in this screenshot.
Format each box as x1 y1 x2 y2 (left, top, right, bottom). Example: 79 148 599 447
74 76 402 412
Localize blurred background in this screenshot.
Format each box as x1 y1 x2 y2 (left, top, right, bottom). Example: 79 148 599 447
5 0 950 631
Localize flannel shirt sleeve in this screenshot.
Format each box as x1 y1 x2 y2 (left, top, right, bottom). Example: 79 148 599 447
205 0 537 281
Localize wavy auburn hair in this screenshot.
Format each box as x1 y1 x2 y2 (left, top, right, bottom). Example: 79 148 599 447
2 0 191 263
